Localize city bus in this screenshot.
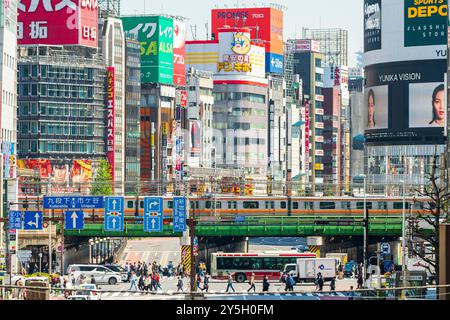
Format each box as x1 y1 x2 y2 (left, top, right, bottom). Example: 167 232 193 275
210 251 317 282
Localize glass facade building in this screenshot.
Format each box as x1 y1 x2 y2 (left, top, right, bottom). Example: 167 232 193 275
17 46 106 161
125 38 141 194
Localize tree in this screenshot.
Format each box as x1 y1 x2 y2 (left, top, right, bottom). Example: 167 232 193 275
412 153 450 284
91 159 113 196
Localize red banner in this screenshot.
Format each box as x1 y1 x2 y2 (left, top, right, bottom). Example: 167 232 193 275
173 20 186 86
107 66 115 180
17 0 98 48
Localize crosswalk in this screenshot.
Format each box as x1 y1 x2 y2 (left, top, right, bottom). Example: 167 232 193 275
120 251 180 266
99 290 350 299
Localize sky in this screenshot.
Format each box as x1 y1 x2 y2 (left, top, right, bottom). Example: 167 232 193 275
122 0 363 67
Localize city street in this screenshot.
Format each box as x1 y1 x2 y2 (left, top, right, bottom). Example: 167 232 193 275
92 238 356 300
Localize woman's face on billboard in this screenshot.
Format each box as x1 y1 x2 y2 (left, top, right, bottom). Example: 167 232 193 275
368 93 375 125
433 89 445 122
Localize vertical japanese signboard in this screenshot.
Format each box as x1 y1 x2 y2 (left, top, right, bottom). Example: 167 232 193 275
17 0 98 47
107 66 115 180
122 15 174 84
304 99 310 173
173 197 186 232
173 20 186 86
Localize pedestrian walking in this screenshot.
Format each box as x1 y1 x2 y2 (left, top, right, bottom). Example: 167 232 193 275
155 273 162 291
247 273 256 292
348 285 356 300
177 276 184 292
144 275 151 293
138 275 145 290
151 273 157 291
202 273 210 292
316 273 324 292
226 273 235 293
196 274 202 290
128 272 138 291
357 272 363 289
287 274 295 291
330 277 336 291
262 275 270 292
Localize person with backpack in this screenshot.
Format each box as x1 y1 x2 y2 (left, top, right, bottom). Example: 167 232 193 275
177 276 184 292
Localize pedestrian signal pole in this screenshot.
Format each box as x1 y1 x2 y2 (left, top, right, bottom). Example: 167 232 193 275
187 219 197 295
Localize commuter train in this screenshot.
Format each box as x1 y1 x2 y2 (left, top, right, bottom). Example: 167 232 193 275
18 195 431 221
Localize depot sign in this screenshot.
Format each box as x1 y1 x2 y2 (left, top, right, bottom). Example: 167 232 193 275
405 0 448 47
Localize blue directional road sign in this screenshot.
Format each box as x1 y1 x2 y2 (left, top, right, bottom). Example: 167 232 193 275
23 211 43 230
43 196 103 209
104 197 124 232
144 197 163 232
65 211 85 231
8 211 23 230
173 197 187 232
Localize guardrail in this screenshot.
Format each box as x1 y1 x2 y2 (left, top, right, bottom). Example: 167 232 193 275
0 283 448 300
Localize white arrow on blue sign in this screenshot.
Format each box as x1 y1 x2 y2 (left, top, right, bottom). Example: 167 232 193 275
65 211 85 230
104 197 124 232
144 197 163 232
23 211 43 230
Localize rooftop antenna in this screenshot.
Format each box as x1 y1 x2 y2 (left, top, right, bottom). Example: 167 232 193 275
190 24 197 40
205 22 209 40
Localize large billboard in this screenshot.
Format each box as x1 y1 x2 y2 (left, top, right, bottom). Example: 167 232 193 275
17 159 93 195
122 16 174 84
173 20 186 86
364 60 447 145
364 0 448 65
364 0 448 146
211 7 284 73
17 0 98 47
364 0 382 52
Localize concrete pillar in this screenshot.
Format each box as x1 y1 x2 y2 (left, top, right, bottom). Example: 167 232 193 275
439 224 450 300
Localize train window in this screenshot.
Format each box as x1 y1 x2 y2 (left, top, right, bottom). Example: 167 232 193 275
414 202 424 209
228 201 237 209
319 202 335 209
356 202 372 209
127 201 134 209
341 202 351 209
139 201 144 209
206 201 212 209
243 201 259 209
215 202 222 209
394 202 409 209
190 201 196 209
378 202 388 210
281 202 287 209
304 202 313 210
293 202 299 209
168 201 173 209
265 201 274 209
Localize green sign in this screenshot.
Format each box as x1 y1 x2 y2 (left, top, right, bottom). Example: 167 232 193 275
404 0 448 47
122 16 174 84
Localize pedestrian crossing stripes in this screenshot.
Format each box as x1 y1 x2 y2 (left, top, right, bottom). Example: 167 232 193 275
99 290 352 299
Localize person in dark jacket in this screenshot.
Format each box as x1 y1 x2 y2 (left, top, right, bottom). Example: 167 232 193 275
316 273 324 292
90 275 96 285
330 277 336 291
262 275 270 292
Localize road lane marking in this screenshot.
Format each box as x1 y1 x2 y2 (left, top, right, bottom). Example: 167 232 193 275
112 292 121 297
123 292 131 296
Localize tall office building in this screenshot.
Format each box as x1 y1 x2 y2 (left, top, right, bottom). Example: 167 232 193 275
0 0 19 267
99 15 126 194
290 39 325 195
124 38 141 194
302 28 348 66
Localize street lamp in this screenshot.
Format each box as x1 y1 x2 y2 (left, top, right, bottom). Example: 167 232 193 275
359 174 368 287
107 237 111 262
400 179 407 296
88 239 94 264
95 239 99 264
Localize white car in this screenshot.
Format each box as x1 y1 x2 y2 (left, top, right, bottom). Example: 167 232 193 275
67 295 89 300
67 264 122 285
71 284 101 300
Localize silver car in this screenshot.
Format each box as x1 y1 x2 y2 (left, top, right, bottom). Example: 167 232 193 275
67 264 121 285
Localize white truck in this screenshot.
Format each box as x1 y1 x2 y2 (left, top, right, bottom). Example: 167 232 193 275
284 258 336 283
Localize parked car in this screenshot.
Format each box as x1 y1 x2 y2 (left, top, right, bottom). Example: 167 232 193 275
103 264 127 282
71 284 100 300
66 264 121 285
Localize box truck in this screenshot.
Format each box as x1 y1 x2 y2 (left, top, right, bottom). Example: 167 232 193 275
284 258 336 283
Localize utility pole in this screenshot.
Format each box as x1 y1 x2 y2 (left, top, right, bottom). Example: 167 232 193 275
187 218 197 296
